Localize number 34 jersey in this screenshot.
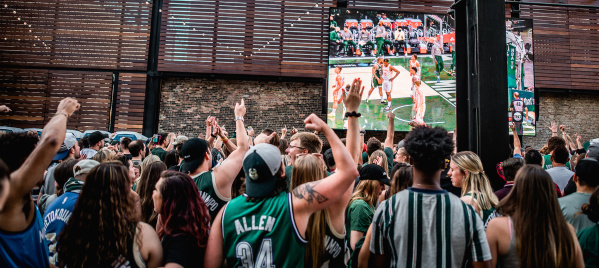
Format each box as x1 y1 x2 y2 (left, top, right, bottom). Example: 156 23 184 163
222 192 307 268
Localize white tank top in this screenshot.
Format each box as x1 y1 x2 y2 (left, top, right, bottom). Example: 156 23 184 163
412 75 420 90
382 64 391 81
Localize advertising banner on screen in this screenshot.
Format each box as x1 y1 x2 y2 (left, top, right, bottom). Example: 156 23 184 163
506 18 536 136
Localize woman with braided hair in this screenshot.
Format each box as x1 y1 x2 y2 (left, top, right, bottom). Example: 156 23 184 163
448 151 499 222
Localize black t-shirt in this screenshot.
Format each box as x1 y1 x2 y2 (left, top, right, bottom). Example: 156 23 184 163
161 232 205 267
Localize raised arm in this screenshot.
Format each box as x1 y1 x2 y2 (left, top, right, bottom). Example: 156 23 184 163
384 111 395 149
329 79 363 221
280 125 287 140
215 124 237 153
10 98 79 197
510 123 521 157
206 116 215 146
213 99 249 197
576 133 583 150
165 133 176 152
549 121 558 137
292 116 359 235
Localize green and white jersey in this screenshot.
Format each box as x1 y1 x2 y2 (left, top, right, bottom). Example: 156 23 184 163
372 64 382 88
542 154 571 170
370 188 491 268
222 192 307 268
192 171 230 222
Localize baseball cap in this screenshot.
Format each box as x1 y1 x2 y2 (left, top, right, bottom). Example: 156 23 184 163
172 135 189 146
587 143 599 161
73 159 100 177
180 138 208 173
88 131 106 145
243 143 282 198
575 158 599 182
359 164 391 186
53 133 78 161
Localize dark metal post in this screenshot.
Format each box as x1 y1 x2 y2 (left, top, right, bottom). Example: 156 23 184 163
143 0 164 137
454 0 511 189
109 72 120 132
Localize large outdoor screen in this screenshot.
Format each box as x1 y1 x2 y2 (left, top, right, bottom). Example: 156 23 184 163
506 18 536 136
327 8 456 131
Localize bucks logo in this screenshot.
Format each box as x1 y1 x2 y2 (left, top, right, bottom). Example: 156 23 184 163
248 168 259 180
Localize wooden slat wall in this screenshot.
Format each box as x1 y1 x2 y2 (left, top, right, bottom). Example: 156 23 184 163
348 0 454 13
0 0 151 70
0 69 114 130
157 0 335 77
114 73 146 131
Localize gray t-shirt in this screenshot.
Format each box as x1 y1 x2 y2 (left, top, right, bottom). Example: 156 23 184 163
342 30 353 40
375 26 386 37
40 163 59 195
559 192 594 232
432 41 443 57
371 188 492 267
359 31 369 42
80 148 98 159
546 166 574 191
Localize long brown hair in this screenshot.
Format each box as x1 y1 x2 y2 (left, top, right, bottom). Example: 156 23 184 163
500 165 578 267
389 165 412 196
57 162 139 267
136 161 167 228
290 155 327 268
451 151 498 211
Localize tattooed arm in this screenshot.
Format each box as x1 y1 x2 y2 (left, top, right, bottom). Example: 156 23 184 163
291 110 360 238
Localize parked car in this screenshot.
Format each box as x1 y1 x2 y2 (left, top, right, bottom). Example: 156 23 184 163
112 131 148 143
67 129 84 140
0 126 25 134
83 130 111 138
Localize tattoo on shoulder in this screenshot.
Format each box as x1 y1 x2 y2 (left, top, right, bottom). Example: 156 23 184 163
292 181 329 205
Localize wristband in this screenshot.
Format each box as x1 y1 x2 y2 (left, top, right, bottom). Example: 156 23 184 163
54 112 69 118
222 138 229 144
344 111 361 118
211 133 217 138
235 116 244 121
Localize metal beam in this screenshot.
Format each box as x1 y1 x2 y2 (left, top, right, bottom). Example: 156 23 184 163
142 0 163 137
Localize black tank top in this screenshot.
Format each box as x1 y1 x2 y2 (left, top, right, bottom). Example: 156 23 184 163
322 219 349 267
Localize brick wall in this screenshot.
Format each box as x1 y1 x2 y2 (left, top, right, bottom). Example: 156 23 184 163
159 77 325 137
523 93 599 149
159 77 407 147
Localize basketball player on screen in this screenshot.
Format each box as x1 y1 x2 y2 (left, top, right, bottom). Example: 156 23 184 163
330 66 345 113
365 57 384 104
381 59 400 111
410 66 426 126
409 54 421 97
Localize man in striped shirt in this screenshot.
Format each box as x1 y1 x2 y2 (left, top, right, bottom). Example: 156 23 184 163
369 126 492 268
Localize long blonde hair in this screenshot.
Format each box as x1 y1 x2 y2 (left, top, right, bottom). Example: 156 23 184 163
368 150 389 175
289 155 327 268
350 180 380 209
451 151 498 211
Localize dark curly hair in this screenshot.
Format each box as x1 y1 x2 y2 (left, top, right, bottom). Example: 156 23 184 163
157 171 211 248
404 126 454 174
57 162 139 267
547 136 566 152
0 132 39 172
136 161 167 228
366 137 382 156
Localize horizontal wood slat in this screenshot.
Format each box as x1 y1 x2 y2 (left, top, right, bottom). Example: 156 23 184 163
157 0 335 77
114 73 146 131
0 0 151 70
0 68 114 130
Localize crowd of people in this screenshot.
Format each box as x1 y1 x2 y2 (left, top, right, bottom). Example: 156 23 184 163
0 78 598 268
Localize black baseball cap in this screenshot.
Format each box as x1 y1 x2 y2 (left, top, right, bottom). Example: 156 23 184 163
180 138 208 173
359 164 391 185
575 158 599 183
88 131 106 145
243 143 282 198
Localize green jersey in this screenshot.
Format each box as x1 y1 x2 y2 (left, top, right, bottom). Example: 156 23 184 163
192 171 230 222
542 154 571 170
222 192 307 267
372 64 382 88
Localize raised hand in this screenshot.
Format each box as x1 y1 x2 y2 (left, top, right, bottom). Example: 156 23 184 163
576 133 581 142
56 97 80 117
548 121 558 133
509 122 516 132
282 125 287 136
0 105 11 113
387 111 395 119
235 99 246 117
559 125 566 133
206 116 215 127
304 114 328 133
342 78 364 112
291 127 298 136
